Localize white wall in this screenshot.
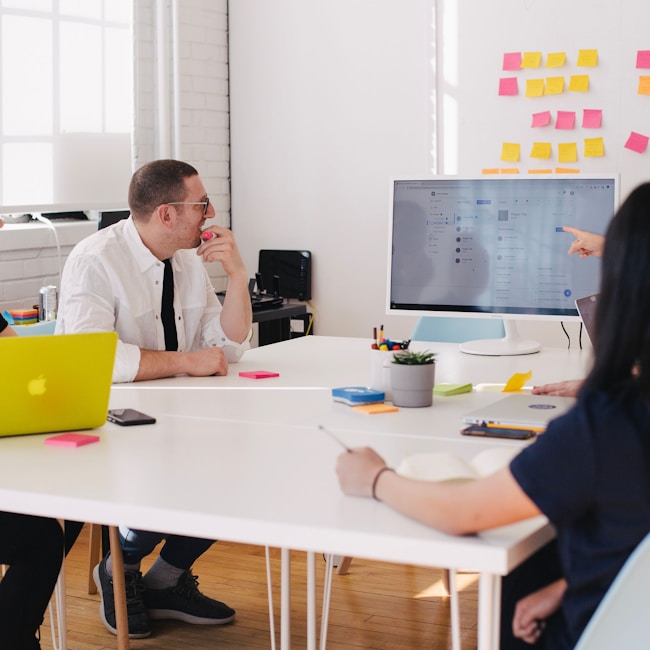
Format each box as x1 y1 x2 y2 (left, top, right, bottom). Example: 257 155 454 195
229 1 433 342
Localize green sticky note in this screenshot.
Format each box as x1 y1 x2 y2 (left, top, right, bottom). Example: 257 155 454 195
433 383 473 396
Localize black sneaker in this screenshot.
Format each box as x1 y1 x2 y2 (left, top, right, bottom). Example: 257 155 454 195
93 554 151 639
143 570 236 625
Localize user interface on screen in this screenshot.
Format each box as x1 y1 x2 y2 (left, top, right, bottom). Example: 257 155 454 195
389 177 617 318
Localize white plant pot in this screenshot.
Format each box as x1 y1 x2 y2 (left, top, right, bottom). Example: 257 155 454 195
390 362 435 408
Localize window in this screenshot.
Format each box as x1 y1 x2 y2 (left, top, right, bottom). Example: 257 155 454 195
0 0 132 210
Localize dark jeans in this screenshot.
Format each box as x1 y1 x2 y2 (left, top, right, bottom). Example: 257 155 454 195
119 527 214 569
0 512 64 649
500 540 564 650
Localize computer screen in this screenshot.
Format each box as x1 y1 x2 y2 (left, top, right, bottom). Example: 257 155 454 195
387 175 618 355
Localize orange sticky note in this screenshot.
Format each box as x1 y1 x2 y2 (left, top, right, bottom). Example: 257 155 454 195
525 79 545 97
528 169 553 174
577 49 598 67
501 142 521 163
556 167 581 174
503 370 533 392
638 76 650 96
584 137 604 157
352 403 399 414
558 142 578 163
530 142 552 159
500 168 519 174
568 75 590 92
482 168 500 175
544 77 565 95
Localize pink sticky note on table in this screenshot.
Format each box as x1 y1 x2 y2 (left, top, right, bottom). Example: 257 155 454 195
624 131 649 154
582 109 602 129
531 111 551 127
555 111 576 130
239 370 280 379
636 50 650 69
498 77 518 96
502 52 522 71
45 433 100 447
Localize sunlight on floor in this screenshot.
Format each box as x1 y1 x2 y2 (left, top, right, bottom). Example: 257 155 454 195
414 572 479 598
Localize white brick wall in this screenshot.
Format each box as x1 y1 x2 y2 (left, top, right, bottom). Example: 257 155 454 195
1 0 232 309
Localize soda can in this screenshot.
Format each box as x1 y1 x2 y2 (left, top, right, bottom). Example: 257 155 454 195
39 285 58 321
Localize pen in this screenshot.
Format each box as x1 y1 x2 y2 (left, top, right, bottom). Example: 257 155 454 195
484 422 544 433
378 323 384 343
318 424 351 452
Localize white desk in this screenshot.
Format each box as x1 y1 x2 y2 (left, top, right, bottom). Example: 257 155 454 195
1 336 591 649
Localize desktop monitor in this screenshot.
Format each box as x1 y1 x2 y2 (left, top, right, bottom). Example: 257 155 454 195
387 175 618 355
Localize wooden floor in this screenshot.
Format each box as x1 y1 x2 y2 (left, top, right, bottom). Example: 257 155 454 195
39 525 479 649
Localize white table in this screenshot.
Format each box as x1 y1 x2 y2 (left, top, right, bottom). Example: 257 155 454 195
1 336 591 649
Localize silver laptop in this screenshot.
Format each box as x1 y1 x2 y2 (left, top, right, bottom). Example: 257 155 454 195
462 394 575 432
575 293 598 345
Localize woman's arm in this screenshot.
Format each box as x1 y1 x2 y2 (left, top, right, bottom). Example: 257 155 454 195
336 447 541 535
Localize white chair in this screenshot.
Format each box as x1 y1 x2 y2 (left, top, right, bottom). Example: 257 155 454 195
574 532 650 650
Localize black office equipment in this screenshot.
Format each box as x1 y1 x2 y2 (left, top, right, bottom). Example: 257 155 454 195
98 210 130 230
258 250 312 301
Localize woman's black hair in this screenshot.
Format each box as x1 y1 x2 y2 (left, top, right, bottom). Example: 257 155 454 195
582 182 650 397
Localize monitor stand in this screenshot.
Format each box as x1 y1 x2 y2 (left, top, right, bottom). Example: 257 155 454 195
459 320 541 356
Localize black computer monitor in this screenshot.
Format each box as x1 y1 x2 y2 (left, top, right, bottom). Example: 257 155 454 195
98 210 130 230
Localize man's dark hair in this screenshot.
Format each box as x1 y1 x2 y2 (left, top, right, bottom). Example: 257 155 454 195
583 182 650 398
128 159 199 221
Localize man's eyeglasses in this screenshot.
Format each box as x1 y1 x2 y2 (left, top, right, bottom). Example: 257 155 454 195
167 197 210 215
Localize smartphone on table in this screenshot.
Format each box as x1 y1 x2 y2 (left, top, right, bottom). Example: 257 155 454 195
461 424 537 440
107 408 156 426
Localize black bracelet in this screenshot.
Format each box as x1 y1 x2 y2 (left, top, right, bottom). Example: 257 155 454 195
371 466 394 501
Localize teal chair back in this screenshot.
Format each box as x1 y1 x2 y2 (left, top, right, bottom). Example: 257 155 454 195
411 316 505 343
574 532 650 649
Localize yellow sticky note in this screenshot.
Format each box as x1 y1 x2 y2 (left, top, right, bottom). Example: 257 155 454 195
569 75 590 92
501 142 521 163
584 137 604 157
638 76 650 95
546 52 566 68
577 49 598 67
522 51 542 69
525 79 545 97
544 76 565 95
503 370 533 392
558 142 578 163
530 142 552 159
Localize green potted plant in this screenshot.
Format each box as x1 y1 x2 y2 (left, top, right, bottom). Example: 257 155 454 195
390 349 436 407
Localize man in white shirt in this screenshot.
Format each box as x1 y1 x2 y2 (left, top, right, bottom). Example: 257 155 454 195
56 159 252 639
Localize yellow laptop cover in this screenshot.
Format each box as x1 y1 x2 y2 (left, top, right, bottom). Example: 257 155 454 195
0 331 117 436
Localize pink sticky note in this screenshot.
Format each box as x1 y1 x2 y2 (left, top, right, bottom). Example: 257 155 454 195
238 370 280 379
624 131 649 154
555 111 576 130
45 433 100 447
582 109 602 129
498 77 518 96
636 50 650 69
531 111 551 127
503 52 522 71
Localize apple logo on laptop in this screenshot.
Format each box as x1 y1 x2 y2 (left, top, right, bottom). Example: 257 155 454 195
27 374 47 396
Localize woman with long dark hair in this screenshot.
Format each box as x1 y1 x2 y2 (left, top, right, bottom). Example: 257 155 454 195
336 183 650 648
